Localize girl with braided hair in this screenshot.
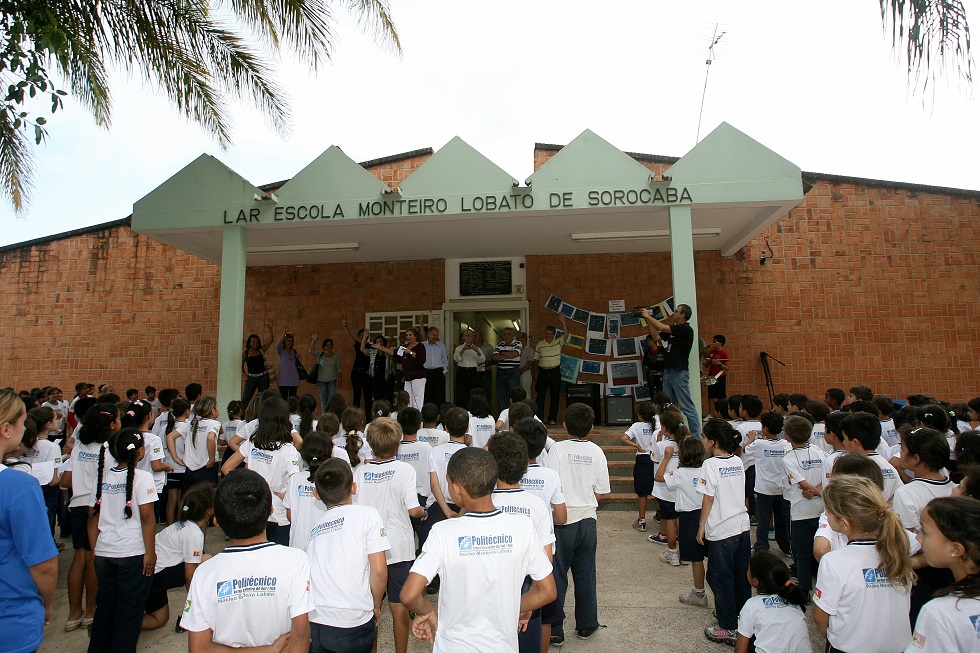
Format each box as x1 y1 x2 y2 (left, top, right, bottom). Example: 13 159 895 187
87 427 158 653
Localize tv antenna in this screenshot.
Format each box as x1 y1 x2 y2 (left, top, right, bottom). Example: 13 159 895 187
696 23 727 144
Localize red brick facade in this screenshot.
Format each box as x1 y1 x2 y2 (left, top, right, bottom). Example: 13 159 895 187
2 149 978 406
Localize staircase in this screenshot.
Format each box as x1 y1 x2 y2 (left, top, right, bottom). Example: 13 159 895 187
548 425 641 512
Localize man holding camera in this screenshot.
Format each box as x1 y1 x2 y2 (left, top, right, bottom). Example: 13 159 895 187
641 304 701 437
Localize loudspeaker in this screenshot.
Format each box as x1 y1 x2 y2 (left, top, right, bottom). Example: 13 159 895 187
565 383 601 425
605 395 635 426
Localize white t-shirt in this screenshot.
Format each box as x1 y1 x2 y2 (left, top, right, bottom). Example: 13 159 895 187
152 410 171 440
155 520 205 573
893 477 955 531
545 439 610 524
429 441 468 505
823 450 846 482
93 466 157 557
307 504 390 628
18 439 62 484
519 464 565 515
783 445 827 521
810 423 832 454
867 452 903 501
147 397 162 415
417 427 449 448
813 540 912 653
495 410 541 433
536 437 556 467
220 420 241 444
736 594 812 653
66 440 106 508
352 459 420 564
624 421 657 456
907 594 980 653
165 421 189 474
491 488 556 549
283 472 327 552
665 466 704 513
333 434 373 465
652 438 679 501
184 418 221 471
881 418 900 449
409 509 553 653
327 445 351 466
236 418 258 442
468 416 497 449
182 542 314 647
744 437 790 495
138 432 167 493
240 440 300 525
814 511 849 552
737 420 762 468
697 454 750 540
42 399 70 435
289 414 302 431
396 440 433 500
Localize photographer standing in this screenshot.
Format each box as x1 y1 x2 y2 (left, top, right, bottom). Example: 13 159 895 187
453 329 485 406
641 305 701 437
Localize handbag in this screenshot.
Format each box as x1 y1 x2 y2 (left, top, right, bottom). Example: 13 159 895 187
264 359 277 383
295 355 309 382
307 355 322 384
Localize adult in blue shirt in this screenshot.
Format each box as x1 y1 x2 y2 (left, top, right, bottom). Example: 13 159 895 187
0 389 59 653
418 316 450 405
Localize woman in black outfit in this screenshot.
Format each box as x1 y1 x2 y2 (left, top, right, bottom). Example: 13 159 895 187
242 323 274 403
342 317 372 409
360 333 395 405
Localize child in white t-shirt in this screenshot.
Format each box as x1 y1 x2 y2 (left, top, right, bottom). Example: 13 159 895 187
182 469 313 651
467 394 496 449
283 431 332 551
653 407 688 566
396 407 434 555
812 476 914 653
813 453 887 562
121 400 172 499
354 417 424 653
87 428 158 653
180 397 222 487
782 415 826 594
666 435 708 608
417 403 449 448
894 427 954 532
515 418 567 527
698 418 751 646
337 407 373 467
220 400 244 456
742 411 791 556
736 551 812 653
621 400 657 533
841 412 903 501
163 398 191 524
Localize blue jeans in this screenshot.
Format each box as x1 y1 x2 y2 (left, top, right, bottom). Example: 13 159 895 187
754 493 790 553
549 518 598 636
89 555 152 653
317 380 337 411
496 367 521 412
310 619 376 653
791 518 820 591
706 530 751 631
662 368 701 437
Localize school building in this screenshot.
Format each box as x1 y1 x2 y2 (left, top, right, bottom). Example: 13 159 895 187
1 123 977 416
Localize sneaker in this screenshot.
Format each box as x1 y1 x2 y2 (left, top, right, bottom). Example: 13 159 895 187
659 549 681 566
704 624 737 646
679 589 709 607
547 420 557 426
550 634 565 645
653 510 661 522
632 518 647 532
576 627 598 640
647 533 669 545
750 515 758 526
768 529 776 541
174 616 186 634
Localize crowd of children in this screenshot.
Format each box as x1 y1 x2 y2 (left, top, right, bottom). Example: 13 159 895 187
626 387 980 652
5 379 980 653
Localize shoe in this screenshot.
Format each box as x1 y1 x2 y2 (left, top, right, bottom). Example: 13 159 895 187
768 529 776 541
82 617 94 628
750 516 758 526
632 518 647 532
779 548 793 559
576 627 598 640
547 420 557 426
653 511 661 522
704 624 737 646
174 616 186 634
550 634 565 645
65 617 85 632
659 549 681 566
752 545 769 553
647 533 669 545
679 589 709 607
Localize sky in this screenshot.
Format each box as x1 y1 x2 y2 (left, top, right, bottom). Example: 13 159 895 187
1 0 976 247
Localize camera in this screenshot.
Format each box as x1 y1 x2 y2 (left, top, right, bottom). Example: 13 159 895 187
628 305 659 318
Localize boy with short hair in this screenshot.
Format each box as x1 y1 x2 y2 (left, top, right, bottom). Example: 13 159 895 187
182 470 312 653
737 394 763 525
427 407 469 526
496 387 528 431
544 403 610 644
822 412 848 482
416 403 449 447
144 386 160 416
400 448 556 653
514 418 567 527
741 411 790 555
782 414 826 594
355 417 423 653
841 411 902 500
307 459 390 653
396 407 434 553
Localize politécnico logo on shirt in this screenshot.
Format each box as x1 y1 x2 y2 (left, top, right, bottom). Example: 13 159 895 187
363 470 396 483
970 615 980 638
862 568 890 588
761 596 789 608
718 465 742 478
216 575 279 602
567 453 593 465
457 534 513 556
310 516 345 539
249 450 274 464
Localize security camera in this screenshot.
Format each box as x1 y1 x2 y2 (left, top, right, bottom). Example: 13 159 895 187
662 174 672 183
759 254 767 266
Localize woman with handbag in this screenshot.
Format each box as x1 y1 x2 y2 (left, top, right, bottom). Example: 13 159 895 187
241 323 274 404
360 332 396 405
308 335 342 411
276 327 303 399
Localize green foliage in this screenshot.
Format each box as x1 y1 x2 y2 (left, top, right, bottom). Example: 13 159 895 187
0 0 400 213
880 0 974 92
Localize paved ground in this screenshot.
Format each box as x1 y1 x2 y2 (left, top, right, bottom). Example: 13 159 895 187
40 511 824 653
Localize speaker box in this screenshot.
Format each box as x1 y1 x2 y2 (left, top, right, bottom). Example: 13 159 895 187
565 383 601 425
604 395 635 426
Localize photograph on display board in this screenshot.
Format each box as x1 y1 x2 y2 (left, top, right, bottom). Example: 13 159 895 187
559 354 580 384
620 311 641 327
560 302 576 319
579 359 604 375
587 337 611 357
572 307 590 324
566 333 585 349
587 313 606 336
608 360 642 387
614 337 638 359
634 385 651 400
546 294 563 313
607 386 629 396
554 328 565 340
607 314 620 339
648 304 667 321
663 296 674 313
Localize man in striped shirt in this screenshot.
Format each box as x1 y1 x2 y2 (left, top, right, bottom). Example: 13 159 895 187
534 315 567 425
492 328 523 412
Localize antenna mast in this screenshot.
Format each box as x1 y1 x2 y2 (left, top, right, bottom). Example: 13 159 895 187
696 24 726 144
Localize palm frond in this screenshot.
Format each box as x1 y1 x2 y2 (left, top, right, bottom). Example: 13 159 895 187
0 112 35 213
880 0 973 91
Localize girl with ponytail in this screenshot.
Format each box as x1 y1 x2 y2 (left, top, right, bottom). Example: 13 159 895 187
179 396 220 489
910 496 980 652
283 431 332 551
734 550 810 653
163 398 190 524
338 406 372 467
813 475 915 653
122 399 172 500
87 427 157 653
652 406 689 565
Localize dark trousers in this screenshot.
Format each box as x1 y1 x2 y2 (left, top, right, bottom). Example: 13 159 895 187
411 494 432 555
790 518 820 592
549 519 598 636
89 555 153 653
754 493 790 553
266 521 290 547
423 369 445 405
705 530 752 631
496 368 521 412
351 369 372 410
478 369 493 397
744 466 757 517
41 484 60 537
310 619 376 653
455 368 480 406
517 576 543 653
242 373 270 404
371 378 394 405
536 367 561 422
279 386 298 400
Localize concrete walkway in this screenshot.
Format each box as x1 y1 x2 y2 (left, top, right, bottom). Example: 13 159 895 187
39 511 824 652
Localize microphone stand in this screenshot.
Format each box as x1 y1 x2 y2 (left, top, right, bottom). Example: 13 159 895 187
759 351 786 409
